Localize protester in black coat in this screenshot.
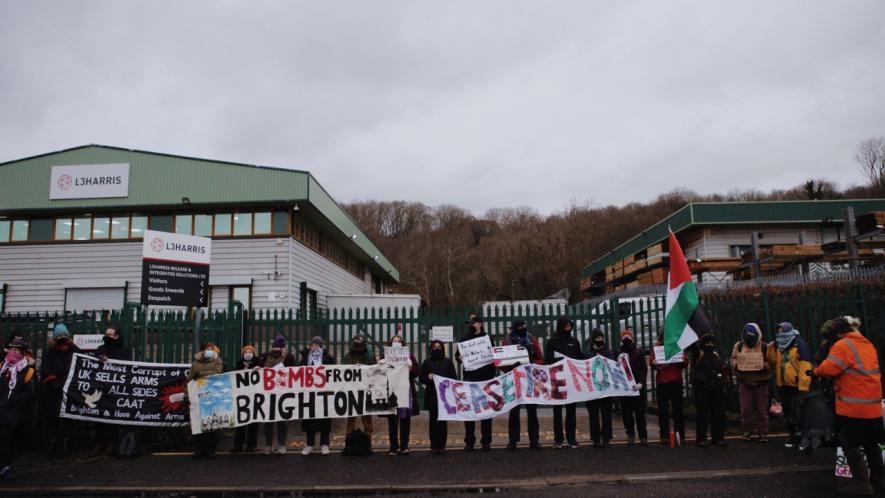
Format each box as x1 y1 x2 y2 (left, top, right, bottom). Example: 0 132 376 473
231 345 262 453
419 340 456 453
584 329 616 448
89 326 131 457
456 315 496 451
0 337 36 480
299 336 337 456
40 324 81 459
617 329 648 446
260 336 297 455
691 333 726 447
545 316 583 448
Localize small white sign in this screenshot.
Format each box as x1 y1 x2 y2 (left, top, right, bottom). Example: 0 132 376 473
50 164 130 200
383 346 411 367
430 326 454 342
492 345 529 367
73 334 105 351
142 229 212 265
654 346 684 365
457 336 494 371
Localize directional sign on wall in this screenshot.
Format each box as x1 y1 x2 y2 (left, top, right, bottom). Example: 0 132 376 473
140 229 211 307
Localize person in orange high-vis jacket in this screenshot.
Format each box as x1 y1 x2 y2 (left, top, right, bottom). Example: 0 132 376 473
814 316 885 496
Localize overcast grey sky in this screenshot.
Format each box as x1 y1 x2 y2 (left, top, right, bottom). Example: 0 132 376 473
1 1 883 215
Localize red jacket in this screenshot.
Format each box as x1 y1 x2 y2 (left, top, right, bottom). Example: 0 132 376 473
650 344 686 385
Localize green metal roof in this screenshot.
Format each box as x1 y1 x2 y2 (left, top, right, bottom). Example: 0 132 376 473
0 145 399 282
581 199 885 279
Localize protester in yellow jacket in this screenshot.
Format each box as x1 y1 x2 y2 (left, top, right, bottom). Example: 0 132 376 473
771 322 812 447
814 316 884 496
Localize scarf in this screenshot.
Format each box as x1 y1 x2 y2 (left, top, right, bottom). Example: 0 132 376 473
308 348 324 366
1 358 28 396
509 331 535 358
775 330 799 352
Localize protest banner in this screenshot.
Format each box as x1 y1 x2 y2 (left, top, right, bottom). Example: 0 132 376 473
60 353 190 427
433 355 638 421
383 346 411 367
735 351 764 371
653 345 684 365
457 335 494 371
492 345 529 367
430 326 454 342
836 445 885 477
188 363 410 434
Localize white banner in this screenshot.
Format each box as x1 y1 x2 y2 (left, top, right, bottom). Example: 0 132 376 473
50 163 129 199
653 346 684 364
457 336 494 371
433 355 638 421
383 346 411 367
430 326 454 342
188 364 410 434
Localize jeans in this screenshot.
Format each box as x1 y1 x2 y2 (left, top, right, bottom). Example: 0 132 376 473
695 387 725 443
587 398 613 444
387 415 411 451
508 404 539 445
464 419 492 447
656 382 685 441
553 403 578 445
306 430 330 447
264 421 288 448
738 382 769 435
620 388 648 439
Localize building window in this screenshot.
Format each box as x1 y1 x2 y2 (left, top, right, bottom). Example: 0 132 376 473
233 212 252 236
11 220 29 242
30 219 53 242
194 214 213 237
150 215 173 232
214 213 232 236
254 212 271 235
73 217 91 240
55 218 73 240
175 214 193 235
0 220 9 243
272 210 289 235
92 216 110 239
111 214 130 239
131 214 147 238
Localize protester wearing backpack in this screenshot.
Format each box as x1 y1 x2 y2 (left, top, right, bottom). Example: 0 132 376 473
0 337 36 480
731 323 777 442
419 340 456 454
772 322 812 447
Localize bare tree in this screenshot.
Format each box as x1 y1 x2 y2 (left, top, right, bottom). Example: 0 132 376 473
855 137 885 191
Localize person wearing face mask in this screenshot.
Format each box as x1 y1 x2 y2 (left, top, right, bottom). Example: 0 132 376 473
343 334 377 441
40 323 81 459
617 329 649 446
89 327 131 457
691 333 726 447
545 316 582 449
0 337 36 481
378 335 418 456
419 339 456 454
187 342 224 459
299 336 337 456
456 314 496 451
501 319 545 451
650 327 686 445
771 321 812 448
231 345 261 453
584 329 616 448
260 335 297 455
730 323 776 442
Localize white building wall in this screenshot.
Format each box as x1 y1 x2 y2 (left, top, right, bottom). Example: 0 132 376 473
288 238 372 310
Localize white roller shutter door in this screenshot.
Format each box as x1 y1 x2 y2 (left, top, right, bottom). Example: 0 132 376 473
66 287 124 311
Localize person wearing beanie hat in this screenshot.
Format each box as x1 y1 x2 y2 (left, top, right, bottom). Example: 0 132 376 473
0 336 36 480
772 321 812 447
259 337 297 455
545 316 582 449
419 339 457 454
457 315 496 452
617 328 649 446
187 342 224 459
691 333 726 447
379 335 419 456
231 344 261 453
650 327 686 446
814 315 885 495
40 323 81 459
730 323 776 442
584 328 616 448
299 337 337 456
502 319 545 451
89 326 131 457
343 334 377 440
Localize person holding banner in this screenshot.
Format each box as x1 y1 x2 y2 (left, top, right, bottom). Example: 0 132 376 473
187 342 224 459
299 336 336 456
691 334 726 447
260 336 297 455
650 328 686 445
456 315 496 452
545 316 583 449
89 326 131 458
420 339 457 454
584 328 616 448
231 345 261 453
0 337 36 481
730 323 776 443
618 329 649 446
343 334 377 441
40 324 81 459
502 320 544 451
379 335 418 456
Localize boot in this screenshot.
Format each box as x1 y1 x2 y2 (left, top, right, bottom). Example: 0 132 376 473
838 449 874 496
867 449 885 492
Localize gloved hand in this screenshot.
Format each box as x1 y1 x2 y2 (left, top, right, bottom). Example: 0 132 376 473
633 383 643 391
407 359 413 368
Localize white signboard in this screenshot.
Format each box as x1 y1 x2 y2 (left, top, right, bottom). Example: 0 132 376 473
383 346 411 367
142 229 212 265
431 326 454 342
493 345 530 367
73 334 105 351
50 164 130 200
457 336 494 371
653 346 684 365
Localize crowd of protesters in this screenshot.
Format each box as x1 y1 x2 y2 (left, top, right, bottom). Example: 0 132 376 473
0 314 881 496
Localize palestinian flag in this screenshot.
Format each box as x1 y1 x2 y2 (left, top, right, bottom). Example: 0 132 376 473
663 228 711 359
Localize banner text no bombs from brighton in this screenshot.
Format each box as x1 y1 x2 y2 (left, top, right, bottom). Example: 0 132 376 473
433 356 638 421
188 364 410 434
